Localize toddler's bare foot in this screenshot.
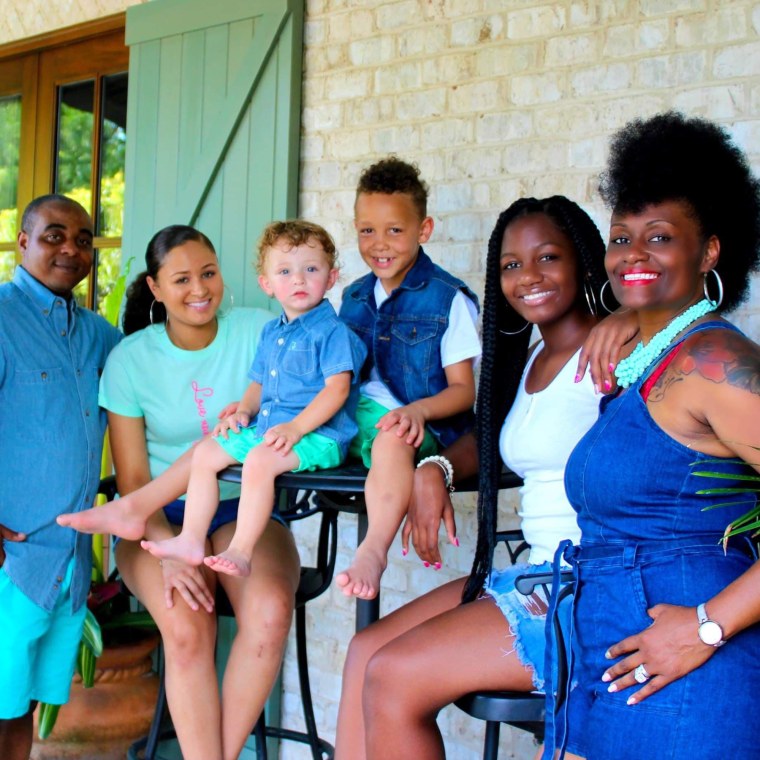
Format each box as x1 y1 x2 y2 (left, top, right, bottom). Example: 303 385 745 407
57 500 147 541
335 545 387 600
141 535 205 566
204 548 251 577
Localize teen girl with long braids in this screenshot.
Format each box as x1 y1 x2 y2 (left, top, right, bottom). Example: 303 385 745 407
334 196 612 759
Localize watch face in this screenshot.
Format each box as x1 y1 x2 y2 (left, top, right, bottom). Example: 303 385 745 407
699 620 723 646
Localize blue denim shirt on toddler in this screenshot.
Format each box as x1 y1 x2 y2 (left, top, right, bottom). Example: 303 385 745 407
249 299 367 454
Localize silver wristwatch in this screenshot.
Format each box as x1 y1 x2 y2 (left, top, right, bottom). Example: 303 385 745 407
696 603 725 647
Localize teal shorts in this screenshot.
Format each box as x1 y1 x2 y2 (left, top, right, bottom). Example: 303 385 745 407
348 396 438 468
215 426 343 472
0 558 86 718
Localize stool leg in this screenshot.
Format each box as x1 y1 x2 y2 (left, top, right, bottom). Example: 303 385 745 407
253 711 268 760
295 604 323 760
144 650 168 760
483 720 501 760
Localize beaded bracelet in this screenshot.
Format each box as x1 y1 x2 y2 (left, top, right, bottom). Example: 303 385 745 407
417 455 455 493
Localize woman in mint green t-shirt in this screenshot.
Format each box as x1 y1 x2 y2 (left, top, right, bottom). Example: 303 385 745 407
104 225 300 760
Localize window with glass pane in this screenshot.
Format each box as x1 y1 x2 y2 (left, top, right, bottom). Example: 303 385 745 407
56 73 127 315
0 95 21 283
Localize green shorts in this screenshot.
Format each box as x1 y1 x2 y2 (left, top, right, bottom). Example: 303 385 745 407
215 426 343 472
0 558 86 717
348 396 438 468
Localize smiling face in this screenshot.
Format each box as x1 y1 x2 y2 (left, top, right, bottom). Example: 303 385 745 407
606 200 719 318
354 191 434 294
147 240 223 329
18 200 94 296
258 236 338 321
500 212 582 328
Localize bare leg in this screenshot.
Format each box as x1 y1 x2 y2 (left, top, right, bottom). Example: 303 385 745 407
205 446 298 577
142 439 237 565
335 428 415 599
0 708 34 760
212 519 300 760
57 447 196 539
115 534 223 760
362 592 535 760
335 578 467 760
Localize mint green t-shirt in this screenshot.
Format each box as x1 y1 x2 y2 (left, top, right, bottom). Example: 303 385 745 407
99 307 273 501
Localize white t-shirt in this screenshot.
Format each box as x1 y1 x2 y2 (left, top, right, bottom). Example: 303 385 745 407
499 344 599 564
99 307 272 500
361 279 481 410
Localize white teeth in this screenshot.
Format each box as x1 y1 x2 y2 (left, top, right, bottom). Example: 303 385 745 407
376 257 391 263
623 273 658 281
522 291 552 302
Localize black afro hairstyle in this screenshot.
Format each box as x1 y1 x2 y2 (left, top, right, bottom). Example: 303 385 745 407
355 156 428 219
599 111 760 313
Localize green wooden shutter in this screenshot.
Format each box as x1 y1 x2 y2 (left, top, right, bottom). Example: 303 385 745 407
122 0 303 309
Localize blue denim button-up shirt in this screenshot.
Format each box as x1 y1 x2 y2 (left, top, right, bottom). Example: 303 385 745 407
0 267 121 611
249 299 366 454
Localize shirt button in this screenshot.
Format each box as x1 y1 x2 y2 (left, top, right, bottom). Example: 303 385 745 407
43 309 49 315
77 370 81 376
85 410 91 417
41 372 47 380
60 329 67 336
262 409 269 417
277 338 284 345
270 369 276 377
56 576 63 582
56 300 63 306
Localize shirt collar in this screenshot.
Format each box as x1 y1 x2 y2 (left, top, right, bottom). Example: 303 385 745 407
276 298 332 329
13 265 77 316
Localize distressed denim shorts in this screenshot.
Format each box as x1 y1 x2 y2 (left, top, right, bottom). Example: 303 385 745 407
483 560 570 691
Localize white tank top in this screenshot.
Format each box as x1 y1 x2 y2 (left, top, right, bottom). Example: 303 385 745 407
499 343 599 564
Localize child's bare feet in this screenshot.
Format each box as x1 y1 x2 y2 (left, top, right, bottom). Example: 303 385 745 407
335 544 387 600
57 500 146 541
141 535 205 566
204 548 251 577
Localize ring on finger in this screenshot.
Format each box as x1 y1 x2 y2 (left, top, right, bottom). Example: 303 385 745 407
633 664 650 684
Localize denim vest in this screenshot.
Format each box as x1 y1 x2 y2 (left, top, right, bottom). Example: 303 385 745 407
339 249 478 447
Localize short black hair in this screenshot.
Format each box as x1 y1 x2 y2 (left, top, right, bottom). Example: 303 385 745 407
599 111 760 313
355 156 429 218
21 194 90 233
462 196 608 603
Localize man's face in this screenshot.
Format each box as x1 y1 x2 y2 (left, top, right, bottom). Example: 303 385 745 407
18 201 94 296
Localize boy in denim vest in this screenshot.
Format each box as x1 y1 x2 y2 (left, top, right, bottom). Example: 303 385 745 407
337 157 481 599
61 221 366 578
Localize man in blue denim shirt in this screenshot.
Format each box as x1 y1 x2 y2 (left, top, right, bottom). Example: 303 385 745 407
0 195 120 759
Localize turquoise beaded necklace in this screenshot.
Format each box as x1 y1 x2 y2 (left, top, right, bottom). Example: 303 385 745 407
614 298 717 389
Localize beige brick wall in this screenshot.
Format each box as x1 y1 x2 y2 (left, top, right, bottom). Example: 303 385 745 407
5 1 760 758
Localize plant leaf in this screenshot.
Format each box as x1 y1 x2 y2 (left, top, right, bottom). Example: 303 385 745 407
37 702 60 740
81 609 104 658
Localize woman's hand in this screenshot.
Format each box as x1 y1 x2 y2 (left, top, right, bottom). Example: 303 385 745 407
376 403 428 447
575 309 639 393
601 603 715 705
213 411 251 438
264 422 303 454
0 524 26 567
401 463 458 568
160 557 215 613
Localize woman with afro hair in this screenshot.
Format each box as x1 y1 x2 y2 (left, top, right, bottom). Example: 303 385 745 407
334 195 613 759
554 112 760 759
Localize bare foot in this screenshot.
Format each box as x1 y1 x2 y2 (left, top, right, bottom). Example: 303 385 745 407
141 534 205 566
335 545 387 600
204 548 251 577
57 499 147 541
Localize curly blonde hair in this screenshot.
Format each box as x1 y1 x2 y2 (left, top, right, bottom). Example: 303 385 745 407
256 220 338 274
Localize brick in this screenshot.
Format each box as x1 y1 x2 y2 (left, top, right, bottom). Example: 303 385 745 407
451 14 505 46
422 53 476 86
327 11 352 42
676 7 747 46
348 35 396 66
545 32 599 67
475 42 540 77
511 71 565 105
371 123 421 153
571 62 633 96
636 51 707 88
507 4 566 39
324 70 372 100
376 0 419 30
639 0 707 15
638 18 670 50
714 42 760 79
302 102 343 131
442 0 483 17
375 60 422 93
396 87 447 120
421 118 474 149
475 111 533 143
672 85 745 120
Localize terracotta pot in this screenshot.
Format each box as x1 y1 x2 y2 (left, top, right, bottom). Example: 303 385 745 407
32 632 160 760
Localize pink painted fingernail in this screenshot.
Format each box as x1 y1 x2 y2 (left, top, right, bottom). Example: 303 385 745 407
402 547 408 556
603 380 612 391
627 696 637 706
607 683 618 693
454 537 460 547
608 363 615 372
423 561 430 568
601 672 611 682
434 562 442 570
574 373 581 383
